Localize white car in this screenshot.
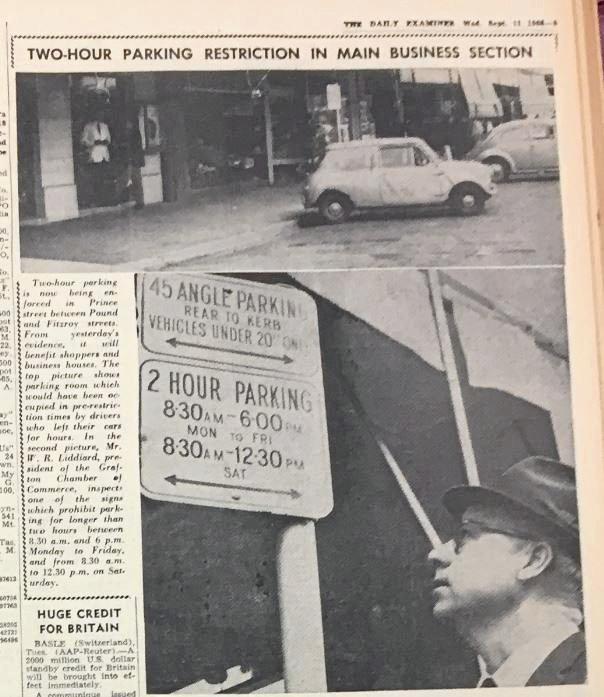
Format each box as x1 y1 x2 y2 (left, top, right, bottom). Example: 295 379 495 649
303 137 496 224
466 118 559 182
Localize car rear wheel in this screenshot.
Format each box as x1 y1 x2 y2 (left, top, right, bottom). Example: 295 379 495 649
449 184 486 216
483 157 510 183
319 192 352 224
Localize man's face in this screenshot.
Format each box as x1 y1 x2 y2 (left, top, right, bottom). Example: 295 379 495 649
428 504 533 623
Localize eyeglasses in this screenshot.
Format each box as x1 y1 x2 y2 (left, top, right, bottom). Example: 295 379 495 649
452 520 536 554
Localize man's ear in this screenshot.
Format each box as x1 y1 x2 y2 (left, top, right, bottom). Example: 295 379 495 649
517 541 554 581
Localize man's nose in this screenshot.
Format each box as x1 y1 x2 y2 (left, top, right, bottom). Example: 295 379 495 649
428 539 455 566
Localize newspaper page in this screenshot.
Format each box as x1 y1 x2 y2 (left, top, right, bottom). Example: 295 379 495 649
0 0 603 695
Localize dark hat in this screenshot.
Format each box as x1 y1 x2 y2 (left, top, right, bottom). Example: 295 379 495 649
443 456 580 555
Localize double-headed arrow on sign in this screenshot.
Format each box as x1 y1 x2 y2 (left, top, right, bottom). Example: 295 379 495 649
166 337 293 364
165 474 301 499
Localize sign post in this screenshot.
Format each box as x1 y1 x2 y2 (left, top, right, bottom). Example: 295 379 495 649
138 273 333 689
277 520 327 692
326 82 343 142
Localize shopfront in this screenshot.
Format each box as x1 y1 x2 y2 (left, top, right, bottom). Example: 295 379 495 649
18 68 552 223
178 71 269 187
399 69 476 157
397 68 555 158
16 69 399 223
180 71 322 187
70 74 133 210
178 70 400 187
17 72 164 223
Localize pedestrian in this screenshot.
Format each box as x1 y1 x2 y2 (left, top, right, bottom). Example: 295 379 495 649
311 113 335 168
81 110 111 164
428 456 585 687
80 109 112 207
125 113 145 210
470 119 485 146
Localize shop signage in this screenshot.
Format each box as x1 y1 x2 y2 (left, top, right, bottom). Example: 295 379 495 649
326 83 342 110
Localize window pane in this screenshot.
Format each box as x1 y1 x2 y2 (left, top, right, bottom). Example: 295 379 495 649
413 147 430 166
530 124 553 139
326 149 368 171
381 147 415 168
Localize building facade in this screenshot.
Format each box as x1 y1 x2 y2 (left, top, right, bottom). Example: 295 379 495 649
17 68 555 223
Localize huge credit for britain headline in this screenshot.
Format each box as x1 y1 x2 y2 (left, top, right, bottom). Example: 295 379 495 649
24 44 536 63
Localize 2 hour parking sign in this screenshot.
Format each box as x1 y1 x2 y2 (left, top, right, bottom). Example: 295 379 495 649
138 274 333 519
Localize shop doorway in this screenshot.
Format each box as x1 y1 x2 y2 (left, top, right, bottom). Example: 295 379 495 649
183 79 266 189
493 83 523 122
362 71 401 138
71 74 133 210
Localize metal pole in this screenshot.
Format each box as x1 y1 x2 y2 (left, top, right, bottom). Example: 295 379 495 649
335 107 342 143
277 520 327 692
347 73 362 141
377 439 441 548
333 369 442 548
264 92 275 185
428 269 480 485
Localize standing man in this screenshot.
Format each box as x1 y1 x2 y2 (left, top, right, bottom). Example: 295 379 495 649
125 113 145 210
81 112 112 164
428 456 586 687
80 111 112 207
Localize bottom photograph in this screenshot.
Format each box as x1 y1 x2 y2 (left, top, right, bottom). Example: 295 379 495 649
136 267 583 693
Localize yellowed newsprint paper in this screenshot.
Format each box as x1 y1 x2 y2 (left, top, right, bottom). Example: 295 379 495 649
0 0 603 695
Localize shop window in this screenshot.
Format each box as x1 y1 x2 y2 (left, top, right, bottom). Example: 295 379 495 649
544 74 555 97
139 104 160 152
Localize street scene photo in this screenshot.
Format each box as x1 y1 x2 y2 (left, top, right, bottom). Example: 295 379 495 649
138 268 583 693
17 68 561 271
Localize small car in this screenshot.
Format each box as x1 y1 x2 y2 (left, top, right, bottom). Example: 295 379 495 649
466 118 558 183
303 137 496 224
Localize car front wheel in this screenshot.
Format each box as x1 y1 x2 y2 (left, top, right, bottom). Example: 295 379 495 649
449 185 486 216
319 192 352 224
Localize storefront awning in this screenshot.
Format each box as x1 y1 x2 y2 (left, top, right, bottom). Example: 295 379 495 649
399 68 458 84
458 69 502 118
78 75 117 95
517 71 555 117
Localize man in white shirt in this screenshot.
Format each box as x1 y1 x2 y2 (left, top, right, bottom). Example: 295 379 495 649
428 456 586 687
79 112 113 207
80 116 111 163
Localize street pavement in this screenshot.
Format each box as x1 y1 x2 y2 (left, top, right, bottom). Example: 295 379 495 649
20 178 563 272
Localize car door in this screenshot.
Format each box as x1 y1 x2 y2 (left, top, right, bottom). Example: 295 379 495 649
378 144 447 206
341 147 381 206
528 122 558 171
324 146 380 207
495 125 532 171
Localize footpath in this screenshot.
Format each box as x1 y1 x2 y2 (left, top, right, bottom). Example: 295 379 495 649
20 181 302 272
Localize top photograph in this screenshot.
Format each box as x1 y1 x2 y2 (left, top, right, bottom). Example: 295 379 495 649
17 67 562 272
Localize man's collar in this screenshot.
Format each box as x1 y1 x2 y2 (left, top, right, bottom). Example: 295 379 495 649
476 619 580 687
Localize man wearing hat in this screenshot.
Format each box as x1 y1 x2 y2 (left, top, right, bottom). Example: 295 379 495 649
428 456 586 687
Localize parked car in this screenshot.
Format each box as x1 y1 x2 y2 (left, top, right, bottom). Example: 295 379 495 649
303 137 496 224
466 118 558 182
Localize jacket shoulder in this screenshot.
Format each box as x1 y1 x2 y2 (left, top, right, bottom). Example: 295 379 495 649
527 632 586 686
